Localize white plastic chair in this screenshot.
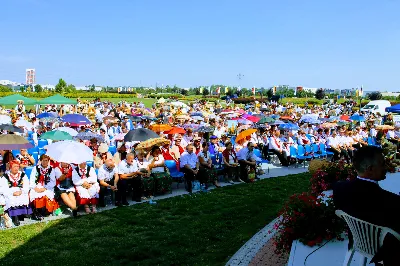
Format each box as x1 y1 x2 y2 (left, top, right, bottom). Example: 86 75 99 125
335 210 400 266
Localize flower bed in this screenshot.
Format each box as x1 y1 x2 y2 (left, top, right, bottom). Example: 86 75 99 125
310 160 356 195
273 192 345 254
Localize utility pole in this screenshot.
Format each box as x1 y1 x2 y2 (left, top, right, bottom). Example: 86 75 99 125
237 73 244 96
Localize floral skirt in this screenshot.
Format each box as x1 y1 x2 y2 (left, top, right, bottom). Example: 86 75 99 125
151 172 172 195
32 196 60 213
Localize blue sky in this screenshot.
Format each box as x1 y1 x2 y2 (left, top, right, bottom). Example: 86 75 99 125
0 0 399 90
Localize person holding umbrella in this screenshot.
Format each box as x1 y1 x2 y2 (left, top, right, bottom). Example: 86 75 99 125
52 162 78 217
72 162 100 214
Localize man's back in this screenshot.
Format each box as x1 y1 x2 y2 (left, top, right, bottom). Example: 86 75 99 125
333 179 400 232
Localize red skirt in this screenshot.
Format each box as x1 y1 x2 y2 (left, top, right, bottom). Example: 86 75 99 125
32 197 60 213
76 194 98 205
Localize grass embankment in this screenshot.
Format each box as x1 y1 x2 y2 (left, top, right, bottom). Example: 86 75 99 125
0 172 311 266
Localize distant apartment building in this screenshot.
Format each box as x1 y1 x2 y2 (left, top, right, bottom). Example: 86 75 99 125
26 69 36 85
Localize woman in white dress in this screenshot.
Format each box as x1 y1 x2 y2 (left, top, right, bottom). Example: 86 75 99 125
29 154 59 220
0 160 32 226
72 162 100 214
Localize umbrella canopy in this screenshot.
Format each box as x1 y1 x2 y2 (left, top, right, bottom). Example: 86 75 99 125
376 125 394 130
299 114 319 123
127 115 142 122
149 124 172 133
40 130 73 141
280 116 294 121
279 123 300 130
165 127 186 135
135 137 170 151
349 114 365 121
141 116 157 121
38 94 76 105
190 112 204 117
258 117 275 124
55 127 78 136
320 122 337 128
270 114 280 119
237 119 253 125
340 115 350 121
271 120 286 125
61 114 91 126
194 126 214 133
170 101 188 108
337 121 349 126
0 134 34 150
14 119 34 129
75 131 104 142
0 124 24 133
0 114 11 125
0 94 37 105
103 116 119 123
46 140 93 164
191 116 204 121
236 129 257 143
245 116 260 123
124 128 159 142
37 112 59 119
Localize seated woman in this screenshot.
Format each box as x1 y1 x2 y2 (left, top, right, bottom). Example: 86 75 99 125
72 162 100 214
29 154 59 220
16 149 35 167
0 160 32 226
134 150 152 200
98 159 119 207
0 151 14 174
222 142 241 184
113 142 128 165
148 146 172 195
198 142 220 189
53 162 78 217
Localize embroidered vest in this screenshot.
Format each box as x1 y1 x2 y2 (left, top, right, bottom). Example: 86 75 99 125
35 166 53 185
4 172 26 188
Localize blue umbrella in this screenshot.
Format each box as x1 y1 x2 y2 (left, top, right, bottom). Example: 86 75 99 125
190 112 204 117
270 114 280 119
61 114 91 126
37 112 59 119
75 131 104 142
279 123 300 130
271 120 286 125
350 114 365 121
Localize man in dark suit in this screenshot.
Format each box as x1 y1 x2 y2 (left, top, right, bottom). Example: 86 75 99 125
333 146 400 266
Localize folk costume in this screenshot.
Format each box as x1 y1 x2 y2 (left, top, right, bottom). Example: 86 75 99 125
29 164 59 214
72 165 100 205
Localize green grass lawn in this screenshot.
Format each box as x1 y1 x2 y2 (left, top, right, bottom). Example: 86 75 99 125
0 173 310 265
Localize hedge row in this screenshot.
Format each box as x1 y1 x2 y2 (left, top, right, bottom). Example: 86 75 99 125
0 92 138 99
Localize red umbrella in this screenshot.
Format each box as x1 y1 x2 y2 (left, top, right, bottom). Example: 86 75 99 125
280 116 294 121
246 116 260 123
340 115 350 121
165 127 186 135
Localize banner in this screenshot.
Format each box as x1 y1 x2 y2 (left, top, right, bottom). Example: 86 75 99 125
251 87 255 95
225 87 229 93
216 87 220 94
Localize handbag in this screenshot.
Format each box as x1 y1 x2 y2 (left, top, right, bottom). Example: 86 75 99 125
3 213 13 228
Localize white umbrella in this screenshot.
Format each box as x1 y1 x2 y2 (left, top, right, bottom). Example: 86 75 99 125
15 119 34 129
0 115 11 125
55 127 79 137
157 97 166 104
191 116 204 121
46 140 93 164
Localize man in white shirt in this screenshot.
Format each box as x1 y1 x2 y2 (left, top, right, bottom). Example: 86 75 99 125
117 153 143 204
180 144 199 193
98 159 119 207
236 142 257 182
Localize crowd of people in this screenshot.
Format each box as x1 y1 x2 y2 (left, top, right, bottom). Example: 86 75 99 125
0 97 397 228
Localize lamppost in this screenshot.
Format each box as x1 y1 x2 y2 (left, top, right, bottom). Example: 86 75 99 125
237 73 244 95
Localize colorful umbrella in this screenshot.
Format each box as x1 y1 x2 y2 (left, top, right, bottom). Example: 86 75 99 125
114 133 126 141
37 112 59 119
135 137 170 151
0 135 34 150
124 128 160 142
258 117 275 124
0 115 11 125
236 129 257 143
176 115 190 120
195 126 214 133
149 124 173 133
40 130 73 141
165 127 186 135
61 114 91 126
46 140 93 164
55 127 79 137
349 114 365 121
0 124 24 133
75 131 104 142
245 116 260 123
340 115 350 121
280 116 294 121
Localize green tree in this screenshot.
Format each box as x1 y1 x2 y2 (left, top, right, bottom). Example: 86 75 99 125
90 84 95 92
180 89 188 96
266 88 273 98
315 88 325 100
0 85 13 92
367 91 382 100
34 84 43 92
202 88 209 96
55 78 67 93
65 84 76 93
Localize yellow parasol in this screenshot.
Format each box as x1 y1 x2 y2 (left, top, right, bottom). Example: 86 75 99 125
376 125 394 130
135 137 170 151
236 128 257 143
149 124 173 132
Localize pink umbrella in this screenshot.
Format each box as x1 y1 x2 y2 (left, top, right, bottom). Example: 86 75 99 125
245 116 260 123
